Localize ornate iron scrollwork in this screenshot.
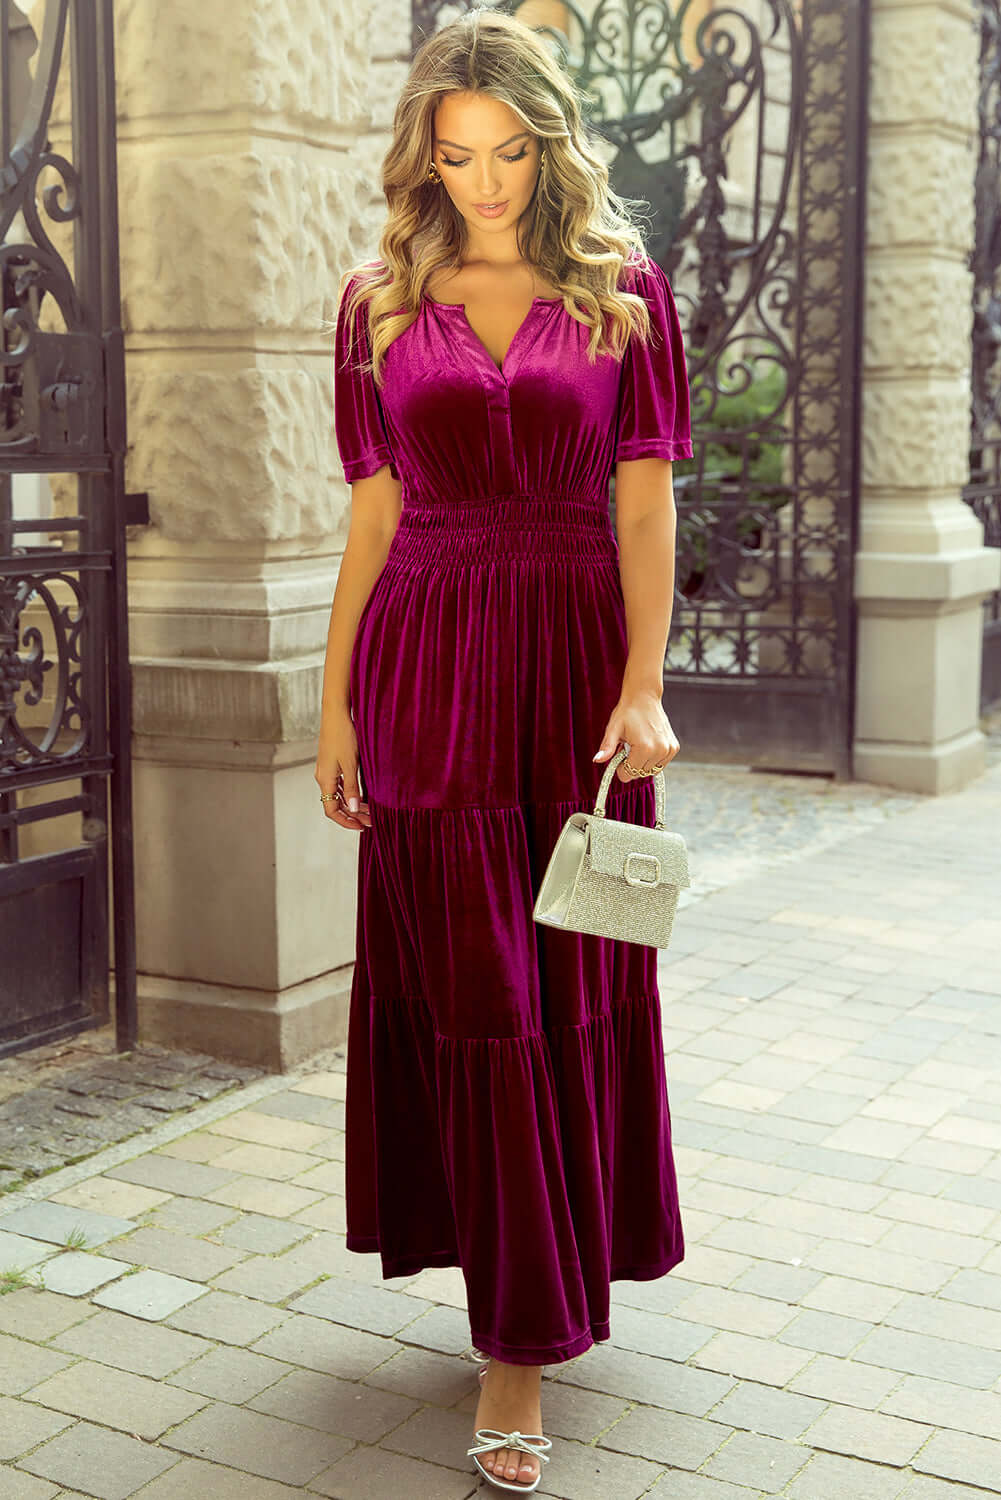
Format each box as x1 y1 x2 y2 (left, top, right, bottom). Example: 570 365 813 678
1 0 135 1056
1 0 100 458
967 0 1001 694
413 0 856 704
0 562 87 770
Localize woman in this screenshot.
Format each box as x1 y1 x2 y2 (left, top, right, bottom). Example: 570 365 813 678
319 8 693 1492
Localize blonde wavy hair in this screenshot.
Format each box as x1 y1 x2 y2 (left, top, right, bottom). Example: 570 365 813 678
337 6 658 389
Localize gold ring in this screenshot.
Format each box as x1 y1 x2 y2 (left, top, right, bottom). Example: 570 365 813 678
623 761 652 778
319 792 337 803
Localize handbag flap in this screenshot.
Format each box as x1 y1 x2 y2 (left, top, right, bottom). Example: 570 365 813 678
585 815 691 888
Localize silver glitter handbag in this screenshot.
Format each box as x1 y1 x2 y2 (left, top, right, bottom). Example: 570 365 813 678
532 745 691 948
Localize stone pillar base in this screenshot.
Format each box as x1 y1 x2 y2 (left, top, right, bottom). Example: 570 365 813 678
122 967 353 1073
853 725 987 795
853 542 1001 794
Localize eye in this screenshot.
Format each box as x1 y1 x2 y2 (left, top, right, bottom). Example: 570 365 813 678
440 148 531 168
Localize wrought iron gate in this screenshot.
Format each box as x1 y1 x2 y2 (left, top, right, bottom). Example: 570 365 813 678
0 0 138 1057
412 0 868 775
968 0 1001 711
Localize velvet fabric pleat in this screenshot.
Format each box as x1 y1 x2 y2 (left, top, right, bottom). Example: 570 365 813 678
334 255 693 1365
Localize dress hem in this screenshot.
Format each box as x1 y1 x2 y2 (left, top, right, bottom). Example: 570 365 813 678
343 1237 686 1364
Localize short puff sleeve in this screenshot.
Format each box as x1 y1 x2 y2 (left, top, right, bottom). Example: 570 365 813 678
614 258 694 464
333 275 399 483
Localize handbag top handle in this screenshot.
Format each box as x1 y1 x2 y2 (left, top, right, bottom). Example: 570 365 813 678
594 745 668 829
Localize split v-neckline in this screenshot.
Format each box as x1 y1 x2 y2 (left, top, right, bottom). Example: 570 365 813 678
426 294 561 380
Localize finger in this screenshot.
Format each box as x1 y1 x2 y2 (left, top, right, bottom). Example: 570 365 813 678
324 796 369 830
340 766 366 817
592 733 624 763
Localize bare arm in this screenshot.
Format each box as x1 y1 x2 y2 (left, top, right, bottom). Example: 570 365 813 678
613 456 677 697
321 466 403 714
591 456 682 778
316 463 402 829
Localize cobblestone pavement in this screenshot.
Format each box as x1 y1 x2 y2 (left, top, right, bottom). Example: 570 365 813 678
0 1043 270 1195
0 735 1000 1495
4 704 998 1197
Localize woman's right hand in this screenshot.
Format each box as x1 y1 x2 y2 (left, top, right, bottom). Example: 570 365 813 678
315 710 372 831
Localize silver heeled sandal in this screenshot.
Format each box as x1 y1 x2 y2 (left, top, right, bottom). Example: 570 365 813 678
467 1427 553 1493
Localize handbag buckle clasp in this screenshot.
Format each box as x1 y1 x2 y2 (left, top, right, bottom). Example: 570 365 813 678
624 851 660 886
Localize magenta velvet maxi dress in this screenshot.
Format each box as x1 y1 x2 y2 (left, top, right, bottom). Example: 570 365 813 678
333 256 694 1367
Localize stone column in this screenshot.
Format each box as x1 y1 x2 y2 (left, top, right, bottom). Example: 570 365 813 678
855 0 1001 792
115 0 405 1066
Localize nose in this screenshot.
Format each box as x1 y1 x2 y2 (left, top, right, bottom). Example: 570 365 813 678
474 162 502 197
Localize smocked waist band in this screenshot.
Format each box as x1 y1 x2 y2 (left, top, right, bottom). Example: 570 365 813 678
384 492 618 567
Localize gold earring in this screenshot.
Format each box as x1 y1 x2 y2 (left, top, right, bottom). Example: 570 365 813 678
427 161 442 183
540 149 546 165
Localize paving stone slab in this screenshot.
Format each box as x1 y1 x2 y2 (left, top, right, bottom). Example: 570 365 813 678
23 1357 209 1439
692 1330 814 1387
554 1343 736 1415
0 1332 75 1397
164 1289 290 1346
49 1178 173 1220
213 1211 312 1255
161 1400 352 1484
880 1375 1001 1442
364 1345 488 1408
702 1428 812 1492
0 1202 135 1249
122 1454 325 1498
803 1404 934 1466
49 1306 207 1378
0 1289 95 1342
0 1466 66 1498
784 1449 912 1498
90 1267 208 1320
708 1379 826 1440
645 1470 767 1499
249 1313 399 1380
776 1307 874 1356
909 1429 1001 1490
0 1231 59 1274
899 1476 1001 1500
0 1394 75 1461
884 1291 1001 1353
534 1381 631 1444
16 1419 180 1500
164 1344 293 1403
248 1364 420 1441
604 1306 715 1361
103 1154 240 1198
308 1444 479 1500
788 1353 905 1411
597 1404 733 1469
286 1274 432 1336
30 1251 132 1297
851 1326 1001 1389
98 1224 247 1282
397 1303 479 1358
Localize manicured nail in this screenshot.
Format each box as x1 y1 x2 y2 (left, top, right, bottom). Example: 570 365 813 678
348 796 359 812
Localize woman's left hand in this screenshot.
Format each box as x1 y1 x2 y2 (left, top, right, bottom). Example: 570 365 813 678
593 687 680 782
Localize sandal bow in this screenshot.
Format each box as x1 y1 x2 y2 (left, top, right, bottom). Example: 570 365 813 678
467 1428 552 1463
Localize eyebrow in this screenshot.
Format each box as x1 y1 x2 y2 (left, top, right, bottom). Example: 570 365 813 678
437 132 531 152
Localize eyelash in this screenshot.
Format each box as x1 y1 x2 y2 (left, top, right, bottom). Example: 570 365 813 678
440 148 529 168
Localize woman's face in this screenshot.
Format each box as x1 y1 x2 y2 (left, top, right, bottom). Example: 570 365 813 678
431 91 542 233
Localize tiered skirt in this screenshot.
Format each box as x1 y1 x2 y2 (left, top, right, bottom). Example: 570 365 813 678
345 491 684 1365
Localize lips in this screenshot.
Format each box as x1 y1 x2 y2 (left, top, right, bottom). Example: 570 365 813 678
474 201 509 217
